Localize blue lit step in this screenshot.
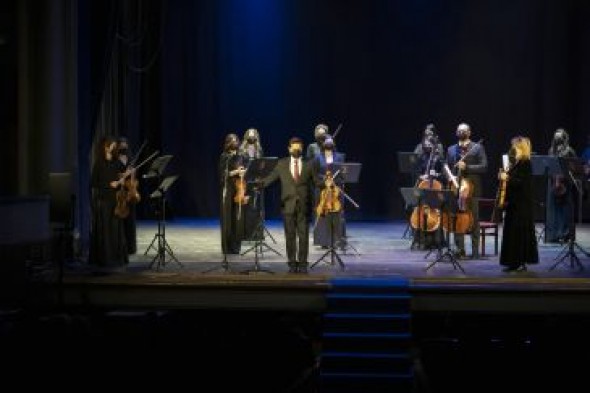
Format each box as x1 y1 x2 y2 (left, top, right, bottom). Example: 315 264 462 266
326 293 411 313
324 312 411 333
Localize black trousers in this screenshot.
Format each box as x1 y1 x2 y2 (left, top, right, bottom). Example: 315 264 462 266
283 200 309 264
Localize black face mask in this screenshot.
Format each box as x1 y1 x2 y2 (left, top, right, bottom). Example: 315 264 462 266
508 147 517 164
118 148 128 155
247 137 256 144
290 150 302 158
316 135 326 144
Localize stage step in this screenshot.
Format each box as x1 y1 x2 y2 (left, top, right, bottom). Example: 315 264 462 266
319 276 413 392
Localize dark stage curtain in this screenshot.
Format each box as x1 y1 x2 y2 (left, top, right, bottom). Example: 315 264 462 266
157 0 590 220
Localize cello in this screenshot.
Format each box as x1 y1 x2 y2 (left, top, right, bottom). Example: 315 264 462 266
410 146 442 233
440 140 483 234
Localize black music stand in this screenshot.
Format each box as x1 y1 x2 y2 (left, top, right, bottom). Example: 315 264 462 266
530 155 561 244
398 152 420 239
424 189 466 273
146 175 182 270
241 157 280 274
549 157 590 271
331 162 362 256
143 154 173 181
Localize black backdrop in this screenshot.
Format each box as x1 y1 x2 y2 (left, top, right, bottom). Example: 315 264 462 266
142 0 590 220
8 0 586 222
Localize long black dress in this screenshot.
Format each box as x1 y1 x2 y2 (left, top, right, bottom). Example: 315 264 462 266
219 151 244 254
89 158 128 270
500 160 539 268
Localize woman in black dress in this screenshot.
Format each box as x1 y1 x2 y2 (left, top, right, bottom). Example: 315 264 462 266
238 128 264 241
499 136 539 272
219 133 246 255
89 135 128 272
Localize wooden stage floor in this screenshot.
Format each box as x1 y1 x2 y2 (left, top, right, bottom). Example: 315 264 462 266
129 218 590 279
44 219 590 314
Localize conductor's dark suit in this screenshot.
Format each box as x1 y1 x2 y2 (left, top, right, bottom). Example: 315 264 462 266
263 156 318 267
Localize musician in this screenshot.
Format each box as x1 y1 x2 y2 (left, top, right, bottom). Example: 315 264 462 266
546 128 576 243
312 135 346 249
238 128 264 240
414 124 445 162
445 123 488 259
89 135 128 272
116 136 138 254
259 137 320 273
219 133 246 255
306 123 329 160
411 131 445 251
499 136 539 272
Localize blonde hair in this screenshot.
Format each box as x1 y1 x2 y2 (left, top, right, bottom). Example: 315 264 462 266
511 136 532 160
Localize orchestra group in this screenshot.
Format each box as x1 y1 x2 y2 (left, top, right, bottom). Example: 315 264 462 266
89 122 585 274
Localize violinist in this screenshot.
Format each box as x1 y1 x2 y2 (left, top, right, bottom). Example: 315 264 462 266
546 128 577 243
499 136 539 272
312 135 346 249
445 123 488 259
219 133 246 255
89 135 128 273
306 123 329 160
116 136 138 254
238 128 264 241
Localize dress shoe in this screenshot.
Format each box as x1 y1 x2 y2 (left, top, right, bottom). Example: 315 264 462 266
297 263 309 274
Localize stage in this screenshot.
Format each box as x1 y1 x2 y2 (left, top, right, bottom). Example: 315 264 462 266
8 220 590 392
43 219 590 314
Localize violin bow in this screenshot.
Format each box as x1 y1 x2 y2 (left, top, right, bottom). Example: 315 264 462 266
129 139 148 167
332 123 343 139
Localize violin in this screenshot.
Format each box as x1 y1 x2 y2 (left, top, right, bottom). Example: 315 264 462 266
114 150 158 219
232 155 250 219
316 170 342 216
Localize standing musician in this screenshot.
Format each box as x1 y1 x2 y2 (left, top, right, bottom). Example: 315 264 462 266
219 133 246 255
498 136 539 272
239 128 264 240
89 135 128 272
116 136 138 254
445 123 488 259
411 129 445 250
312 135 346 249
546 128 577 243
306 123 329 160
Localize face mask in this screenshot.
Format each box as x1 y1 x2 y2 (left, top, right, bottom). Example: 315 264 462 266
247 137 256 144
290 149 302 158
118 148 128 155
316 134 326 144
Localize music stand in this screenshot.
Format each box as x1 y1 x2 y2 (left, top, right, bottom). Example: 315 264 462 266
549 157 590 271
424 189 466 273
146 175 182 270
331 162 362 256
530 155 561 244
398 152 420 239
240 157 280 274
143 154 173 180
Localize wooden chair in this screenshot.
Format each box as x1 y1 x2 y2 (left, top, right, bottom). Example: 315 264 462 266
478 198 500 256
